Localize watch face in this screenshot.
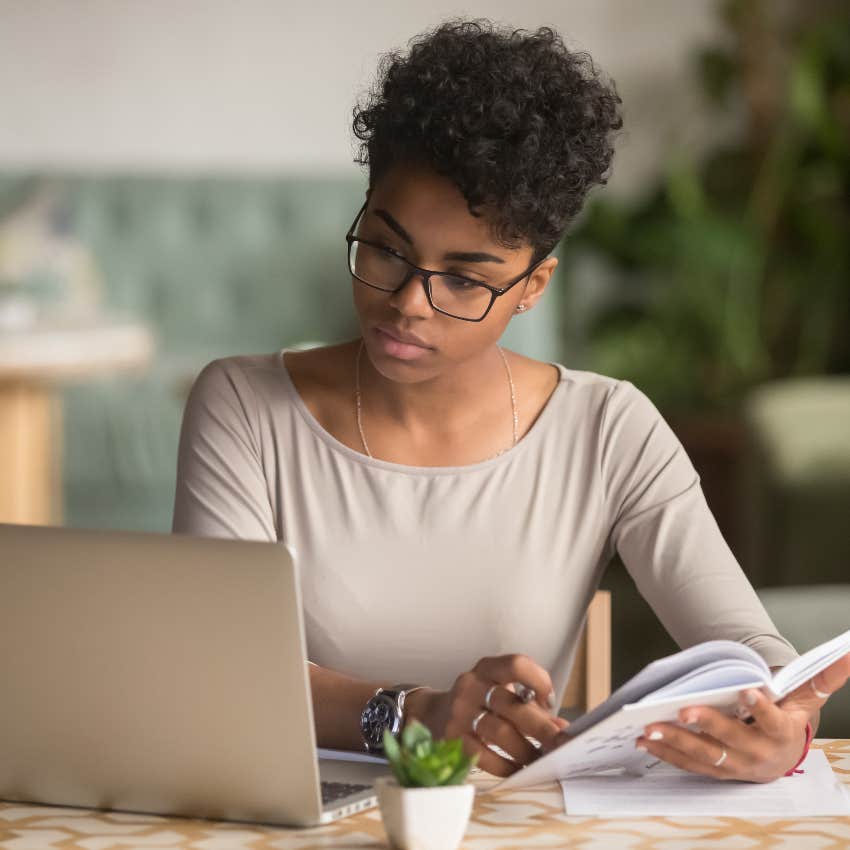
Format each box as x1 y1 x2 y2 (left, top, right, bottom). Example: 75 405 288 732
360 693 400 749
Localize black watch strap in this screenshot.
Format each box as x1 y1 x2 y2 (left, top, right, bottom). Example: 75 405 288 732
361 683 426 753
380 683 425 706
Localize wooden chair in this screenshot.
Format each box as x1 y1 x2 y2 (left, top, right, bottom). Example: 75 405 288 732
560 590 611 716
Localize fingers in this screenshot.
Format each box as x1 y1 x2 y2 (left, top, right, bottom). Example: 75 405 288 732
453 655 564 776
781 653 850 712
469 708 539 765
483 682 563 747
742 688 787 738
540 719 571 755
676 705 756 753
449 674 561 765
473 653 556 710
459 732 516 778
812 652 850 698
635 728 735 780
636 686 819 782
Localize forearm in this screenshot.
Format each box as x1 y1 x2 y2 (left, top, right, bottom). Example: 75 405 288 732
309 662 439 750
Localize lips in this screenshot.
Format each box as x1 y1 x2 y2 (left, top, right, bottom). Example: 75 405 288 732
375 324 432 349
372 325 435 361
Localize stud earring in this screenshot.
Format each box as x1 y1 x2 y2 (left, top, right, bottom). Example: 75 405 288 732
516 304 527 313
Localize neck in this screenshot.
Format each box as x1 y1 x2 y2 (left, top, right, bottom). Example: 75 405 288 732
356 339 511 437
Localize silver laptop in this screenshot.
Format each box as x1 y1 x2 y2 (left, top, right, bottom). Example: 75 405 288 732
0 522 392 827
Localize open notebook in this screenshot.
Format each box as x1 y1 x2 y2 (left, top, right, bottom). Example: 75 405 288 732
494 628 850 791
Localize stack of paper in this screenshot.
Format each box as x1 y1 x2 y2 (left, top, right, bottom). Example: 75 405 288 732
559 750 850 816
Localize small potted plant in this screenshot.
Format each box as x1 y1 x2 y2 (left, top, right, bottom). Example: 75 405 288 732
375 719 479 850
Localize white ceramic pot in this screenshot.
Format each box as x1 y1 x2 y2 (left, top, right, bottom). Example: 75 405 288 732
375 775 475 850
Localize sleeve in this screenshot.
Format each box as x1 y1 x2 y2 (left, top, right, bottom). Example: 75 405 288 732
172 358 277 542
599 380 799 669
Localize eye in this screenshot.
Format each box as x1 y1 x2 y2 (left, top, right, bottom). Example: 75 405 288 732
442 275 483 290
377 243 406 260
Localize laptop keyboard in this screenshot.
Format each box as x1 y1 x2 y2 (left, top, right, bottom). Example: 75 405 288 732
321 780 372 805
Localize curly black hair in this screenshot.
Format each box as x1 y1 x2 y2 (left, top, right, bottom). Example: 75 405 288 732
352 18 623 262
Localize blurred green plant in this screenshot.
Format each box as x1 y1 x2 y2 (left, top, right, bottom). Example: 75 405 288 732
562 0 850 412
382 720 478 787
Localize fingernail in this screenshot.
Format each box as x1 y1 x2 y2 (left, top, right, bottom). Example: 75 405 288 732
553 731 569 746
735 704 752 721
547 691 557 709
648 730 664 741
636 743 648 752
683 712 698 724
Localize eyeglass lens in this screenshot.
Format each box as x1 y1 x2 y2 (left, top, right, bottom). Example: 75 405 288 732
349 240 492 320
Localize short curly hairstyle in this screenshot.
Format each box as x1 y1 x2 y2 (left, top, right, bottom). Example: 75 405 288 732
352 18 623 262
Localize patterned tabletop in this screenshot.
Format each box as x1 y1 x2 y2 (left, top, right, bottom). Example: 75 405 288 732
1 740 848 849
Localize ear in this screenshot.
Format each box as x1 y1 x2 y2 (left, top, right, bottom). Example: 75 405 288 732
520 257 558 310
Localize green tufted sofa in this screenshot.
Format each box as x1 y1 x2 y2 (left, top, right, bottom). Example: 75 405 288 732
0 173 564 533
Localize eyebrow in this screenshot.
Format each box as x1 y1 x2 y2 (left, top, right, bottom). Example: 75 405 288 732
372 208 507 265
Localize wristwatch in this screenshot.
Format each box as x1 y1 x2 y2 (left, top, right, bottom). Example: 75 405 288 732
360 683 426 753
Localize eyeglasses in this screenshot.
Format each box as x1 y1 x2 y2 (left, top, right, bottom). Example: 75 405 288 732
345 201 545 322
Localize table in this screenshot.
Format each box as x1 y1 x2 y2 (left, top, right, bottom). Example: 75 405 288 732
1 740 847 849
0 315 152 524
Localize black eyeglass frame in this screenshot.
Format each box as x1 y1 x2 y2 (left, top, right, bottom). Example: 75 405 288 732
345 200 547 322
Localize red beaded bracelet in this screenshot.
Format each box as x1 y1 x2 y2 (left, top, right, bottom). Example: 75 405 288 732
784 721 813 776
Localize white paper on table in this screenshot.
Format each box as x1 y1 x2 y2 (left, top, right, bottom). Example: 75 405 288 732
559 750 850 817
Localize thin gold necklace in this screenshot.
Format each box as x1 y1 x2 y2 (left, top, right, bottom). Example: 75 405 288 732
354 337 519 462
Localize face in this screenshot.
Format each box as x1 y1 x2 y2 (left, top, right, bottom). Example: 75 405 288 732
351 161 557 383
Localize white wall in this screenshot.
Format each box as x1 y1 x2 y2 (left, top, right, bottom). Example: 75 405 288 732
0 0 728 197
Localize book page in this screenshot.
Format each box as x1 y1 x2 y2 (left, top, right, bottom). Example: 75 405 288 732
493 681 766 791
770 628 850 697
566 640 767 738
560 750 850 816
639 659 773 704
494 629 849 792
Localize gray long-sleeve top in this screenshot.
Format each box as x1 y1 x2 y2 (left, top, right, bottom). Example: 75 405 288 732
172 348 798 704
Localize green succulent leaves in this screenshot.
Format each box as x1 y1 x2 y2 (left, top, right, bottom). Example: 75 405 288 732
382 720 479 787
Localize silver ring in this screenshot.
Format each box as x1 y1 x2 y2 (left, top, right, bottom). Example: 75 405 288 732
713 748 728 767
484 685 498 710
514 682 536 703
472 710 488 737
811 679 831 699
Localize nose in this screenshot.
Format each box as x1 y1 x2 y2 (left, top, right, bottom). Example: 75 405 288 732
388 270 434 318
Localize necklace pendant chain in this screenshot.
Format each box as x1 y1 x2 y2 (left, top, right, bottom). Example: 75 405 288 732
354 338 518 462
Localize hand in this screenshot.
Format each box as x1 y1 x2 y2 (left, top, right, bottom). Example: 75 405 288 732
405 653 569 777
634 652 850 782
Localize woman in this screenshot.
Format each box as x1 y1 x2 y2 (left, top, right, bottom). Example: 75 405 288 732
173 19 849 780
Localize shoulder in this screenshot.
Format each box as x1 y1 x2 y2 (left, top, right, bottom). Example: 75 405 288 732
542 360 629 422
543 364 676 457
188 352 283 407
553 366 659 420
193 343 352 395
186 342 356 423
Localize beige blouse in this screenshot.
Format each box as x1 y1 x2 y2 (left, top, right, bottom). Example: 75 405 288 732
172 347 798 704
